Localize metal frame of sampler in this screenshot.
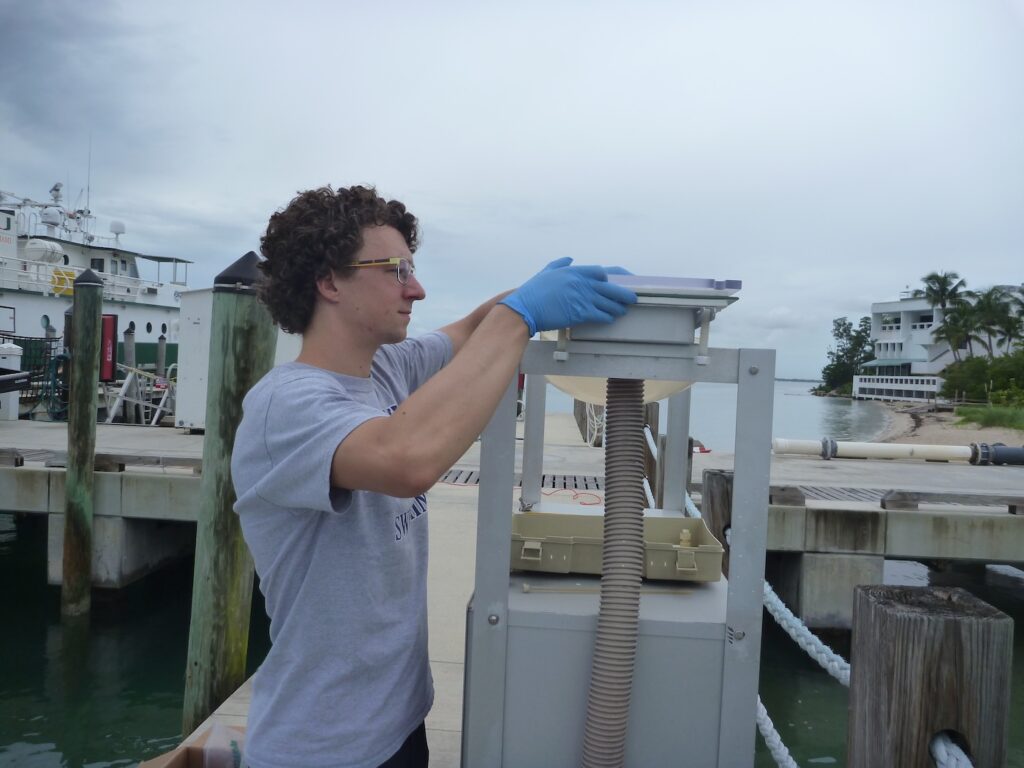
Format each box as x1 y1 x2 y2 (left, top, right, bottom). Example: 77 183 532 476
461 276 775 767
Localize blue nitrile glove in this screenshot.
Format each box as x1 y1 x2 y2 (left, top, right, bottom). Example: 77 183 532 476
500 258 638 335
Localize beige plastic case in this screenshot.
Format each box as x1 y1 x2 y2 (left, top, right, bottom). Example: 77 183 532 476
510 511 723 582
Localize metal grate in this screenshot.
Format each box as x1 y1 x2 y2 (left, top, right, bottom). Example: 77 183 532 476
799 486 888 503
440 469 603 490
798 485 1007 507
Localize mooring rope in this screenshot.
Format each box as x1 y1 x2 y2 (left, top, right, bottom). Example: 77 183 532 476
682 492 973 768
930 733 974 768
755 696 799 768
762 582 850 686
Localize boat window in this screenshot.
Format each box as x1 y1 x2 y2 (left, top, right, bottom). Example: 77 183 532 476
90 257 104 272
41 314 50 330
121 259 128 272
128 321 136 332
161 323 167 334
146 322 153 334
62 255 69 265
110 259 119 276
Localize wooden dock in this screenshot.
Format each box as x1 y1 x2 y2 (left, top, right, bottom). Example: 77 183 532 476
2 415 1022 763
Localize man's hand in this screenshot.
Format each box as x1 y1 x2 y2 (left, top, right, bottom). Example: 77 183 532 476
499 258 638 335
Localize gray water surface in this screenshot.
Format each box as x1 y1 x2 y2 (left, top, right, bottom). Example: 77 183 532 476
546 379 891 451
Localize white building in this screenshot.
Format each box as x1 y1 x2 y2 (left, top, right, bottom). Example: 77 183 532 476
852 293 954 403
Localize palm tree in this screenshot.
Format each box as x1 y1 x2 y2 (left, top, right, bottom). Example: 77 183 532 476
919 272 969 362
969 286 1012 360
996 312 1023 353
938 302 980 359
913 271 967 312
931 320 964 363
1008 286 1024 349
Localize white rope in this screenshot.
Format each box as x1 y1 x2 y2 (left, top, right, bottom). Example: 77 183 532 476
685 493 851 685
683 494 802 766
756 696 799 768
643 425 658 459
642 477 656 509
683 493 702 519
683 491 974 768
762 582 851 687
931 734 973 768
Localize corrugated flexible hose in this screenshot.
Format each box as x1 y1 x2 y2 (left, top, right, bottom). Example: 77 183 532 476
581 378 646 768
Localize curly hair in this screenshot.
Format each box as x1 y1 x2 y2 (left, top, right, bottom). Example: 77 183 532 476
258 185 418 333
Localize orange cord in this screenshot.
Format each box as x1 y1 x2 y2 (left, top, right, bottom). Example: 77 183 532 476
541 488 603 505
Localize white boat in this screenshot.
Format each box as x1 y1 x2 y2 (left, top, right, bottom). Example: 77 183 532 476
0 183 189 342
0 183 190 420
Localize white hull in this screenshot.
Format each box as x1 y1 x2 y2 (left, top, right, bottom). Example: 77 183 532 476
1 195 188 341
0 289 180 342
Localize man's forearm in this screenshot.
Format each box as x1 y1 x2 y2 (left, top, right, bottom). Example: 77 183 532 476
333 305 529 496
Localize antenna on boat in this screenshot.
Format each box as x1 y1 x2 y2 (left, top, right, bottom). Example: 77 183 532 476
86 133 92 214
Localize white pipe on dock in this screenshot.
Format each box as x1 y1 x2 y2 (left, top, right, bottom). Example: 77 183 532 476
834 441 972 462
771 438 825 457
771 438 974 462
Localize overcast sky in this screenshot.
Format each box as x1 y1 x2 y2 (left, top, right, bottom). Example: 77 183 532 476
2 0 1022 377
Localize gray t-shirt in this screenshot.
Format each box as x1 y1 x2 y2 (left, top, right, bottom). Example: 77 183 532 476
231 331 453 768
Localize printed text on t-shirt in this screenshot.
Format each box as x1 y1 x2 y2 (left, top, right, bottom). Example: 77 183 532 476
395 493 427 541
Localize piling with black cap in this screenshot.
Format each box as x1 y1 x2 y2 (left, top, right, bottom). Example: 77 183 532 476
182 252 278 734
61 269 103 617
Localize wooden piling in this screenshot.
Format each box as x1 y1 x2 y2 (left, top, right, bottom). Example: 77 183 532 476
182 252 278 735
701 468 733 576
156 334 167 378
847 585 1014 767
61 269 103 617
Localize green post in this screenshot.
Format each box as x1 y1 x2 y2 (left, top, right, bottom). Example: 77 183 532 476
182 252 277 735
61 269 103 617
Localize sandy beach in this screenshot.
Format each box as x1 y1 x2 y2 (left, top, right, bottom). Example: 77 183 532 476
876 403 1024 447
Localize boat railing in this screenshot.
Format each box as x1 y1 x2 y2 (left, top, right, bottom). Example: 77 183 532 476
102 361 176 426
0 255 174 304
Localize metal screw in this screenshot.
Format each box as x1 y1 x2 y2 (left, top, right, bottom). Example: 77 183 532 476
748 366 759 375
488 614 500 626
734 630 746 640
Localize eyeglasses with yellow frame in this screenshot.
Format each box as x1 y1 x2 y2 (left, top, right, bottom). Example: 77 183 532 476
349 257 415 285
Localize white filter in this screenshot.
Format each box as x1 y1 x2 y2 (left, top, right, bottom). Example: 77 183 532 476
546 373 692 405
538 331 691 404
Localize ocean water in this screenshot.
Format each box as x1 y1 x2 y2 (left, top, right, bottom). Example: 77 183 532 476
545 379 891 452
756 561 1024 767
3 512 1020 767
0 515 270 768
1 381 1019 767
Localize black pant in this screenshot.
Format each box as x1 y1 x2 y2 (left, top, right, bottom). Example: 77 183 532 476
378 722 429 768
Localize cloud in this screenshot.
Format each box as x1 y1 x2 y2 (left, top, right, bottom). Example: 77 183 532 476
1 0 1022 380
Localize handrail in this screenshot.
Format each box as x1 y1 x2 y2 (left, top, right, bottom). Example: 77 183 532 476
0 253 174 303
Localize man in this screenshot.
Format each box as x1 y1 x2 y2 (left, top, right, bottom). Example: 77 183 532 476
231 184 636 768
